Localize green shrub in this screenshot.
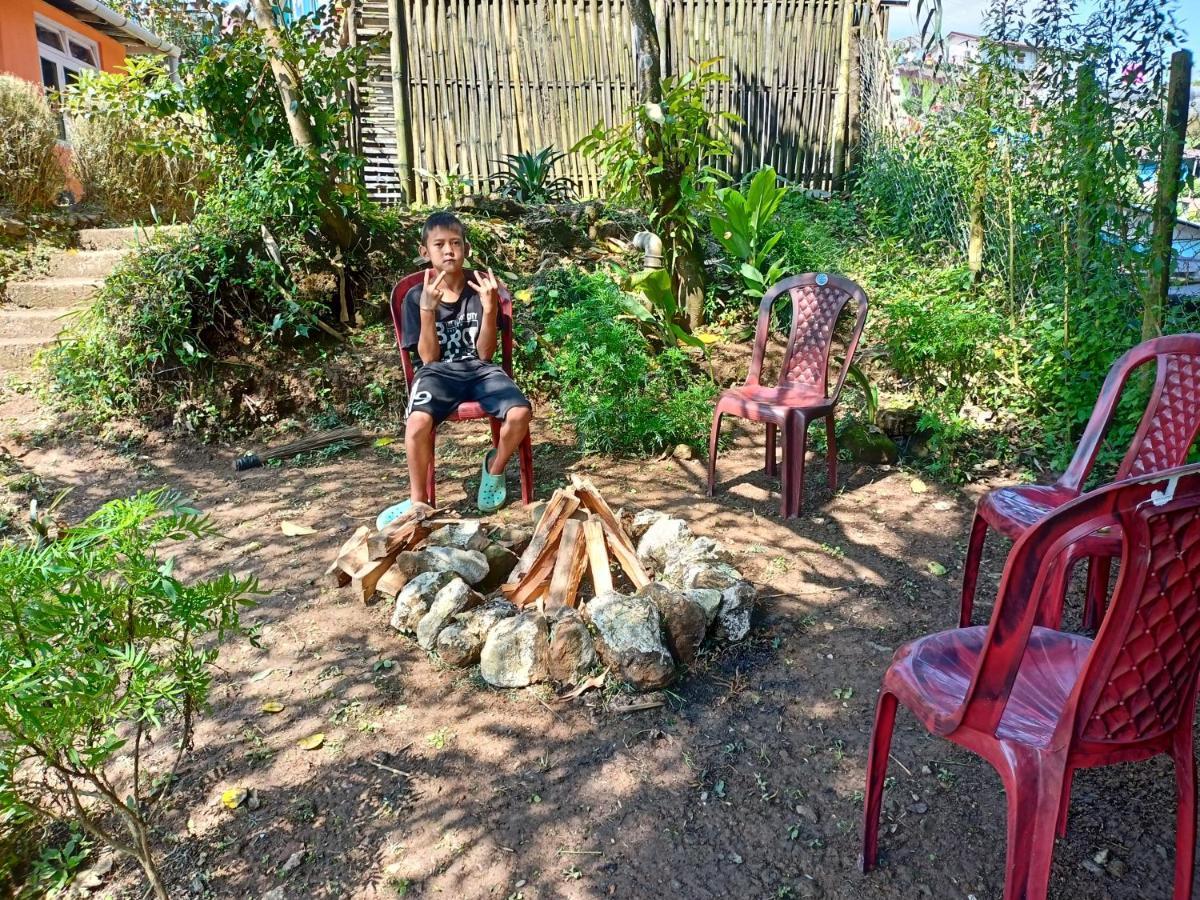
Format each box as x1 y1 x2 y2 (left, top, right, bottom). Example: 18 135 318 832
527 267 715 455
64 58 210 223
0 75 64 215
0 489 257 899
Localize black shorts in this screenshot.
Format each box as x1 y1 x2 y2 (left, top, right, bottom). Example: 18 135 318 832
405 358 532 426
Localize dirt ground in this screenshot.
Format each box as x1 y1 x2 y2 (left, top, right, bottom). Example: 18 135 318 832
1 391 1194 900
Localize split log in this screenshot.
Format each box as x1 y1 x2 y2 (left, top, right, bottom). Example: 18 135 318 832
509 488 579 583
583 518 613 596
571 475 637 556
547 519 589 609
374 565 408 598
350 552 402 602
603 523 650 589
368 510 435 559
326 526 370 587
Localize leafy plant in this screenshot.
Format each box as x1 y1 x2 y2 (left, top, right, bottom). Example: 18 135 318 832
0 489 258 899
616 268 706 350
576 60 739 328
710 166 789 298
0 75 64 215
489 147 575 203
416 167 474 205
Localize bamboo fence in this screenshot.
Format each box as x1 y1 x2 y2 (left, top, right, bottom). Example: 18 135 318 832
353 0 880 204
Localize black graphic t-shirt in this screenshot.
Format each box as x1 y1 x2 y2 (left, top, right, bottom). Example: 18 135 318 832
402 274 485 367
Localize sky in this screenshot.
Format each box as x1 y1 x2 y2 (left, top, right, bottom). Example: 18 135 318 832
888 0 1198 55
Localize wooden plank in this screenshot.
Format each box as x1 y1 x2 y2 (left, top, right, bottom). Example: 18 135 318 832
326 525 371 586
583 517 613 596
507 550 558 607
350 548 403 602
510 488 580 582
368 514 432 559
569 475 637 555
603 523 651 589
547 519 588 608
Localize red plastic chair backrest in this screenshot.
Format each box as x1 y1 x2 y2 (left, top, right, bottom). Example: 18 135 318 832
1058 334 1200 491
746 274 869 401
388 270 516 391
953 463 1200 750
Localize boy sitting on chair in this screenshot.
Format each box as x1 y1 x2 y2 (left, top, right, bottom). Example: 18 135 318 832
377 212 533 529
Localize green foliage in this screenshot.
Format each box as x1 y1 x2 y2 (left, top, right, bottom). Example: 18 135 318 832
616 268 706 350
490 148 575 203
0 75 63 215
524 267 715 454
63 57 210 223
0 489 257 894
710 166 789 298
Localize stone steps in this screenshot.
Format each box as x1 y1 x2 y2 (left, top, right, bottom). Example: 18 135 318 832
0 337 50 373
46 248 128 279
0 307 79 342
77 224 184 251
5 277 102 309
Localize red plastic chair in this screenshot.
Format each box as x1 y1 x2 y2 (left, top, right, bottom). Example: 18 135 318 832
959 334 1200 631
706 273 868 518
389 271 534 508
862 464 1200 899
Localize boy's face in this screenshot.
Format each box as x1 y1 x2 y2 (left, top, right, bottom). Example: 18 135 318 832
420 227 467 273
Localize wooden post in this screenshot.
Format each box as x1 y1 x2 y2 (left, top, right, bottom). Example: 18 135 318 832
1142 49 1192 341
830 0 856 191
388 0 416 203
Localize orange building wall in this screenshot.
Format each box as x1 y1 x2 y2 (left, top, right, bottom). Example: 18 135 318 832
0 0 127 84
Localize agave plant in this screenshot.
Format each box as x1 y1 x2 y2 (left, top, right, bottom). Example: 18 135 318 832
490 147 576 203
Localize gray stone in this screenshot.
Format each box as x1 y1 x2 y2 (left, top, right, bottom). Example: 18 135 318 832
548 608 597 683
661 536 727 583
636 516 693 570
489 524 534 555
584 592 675 690
423 546 490 585
680 561 744 592
426 520 490 551
683 588 722 627
437 600 518 666
390 570 456 633
417 578 483 649
717 580 756 641
638 582 707 665
629 508 665 540
480 612 550 687
477 541 520 593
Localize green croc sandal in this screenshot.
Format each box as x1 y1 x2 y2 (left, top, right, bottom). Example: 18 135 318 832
477 449 507 512
375 499 413 530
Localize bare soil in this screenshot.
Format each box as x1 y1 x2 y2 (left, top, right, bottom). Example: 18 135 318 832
0 391 1191 900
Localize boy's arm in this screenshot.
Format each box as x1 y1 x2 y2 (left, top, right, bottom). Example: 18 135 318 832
469 269 500 362
417 269 444 364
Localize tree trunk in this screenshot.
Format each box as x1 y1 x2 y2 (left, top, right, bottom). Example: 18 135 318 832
673 239 706 331
627 0 662 105
248 0 357 253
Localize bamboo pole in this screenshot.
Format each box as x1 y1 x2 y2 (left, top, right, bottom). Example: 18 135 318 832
388 0 416 202
829 0 855 191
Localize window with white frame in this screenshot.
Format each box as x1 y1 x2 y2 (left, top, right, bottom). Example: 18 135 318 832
35 14 99 140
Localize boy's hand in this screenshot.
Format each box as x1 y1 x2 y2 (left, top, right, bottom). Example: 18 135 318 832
468 268 500 311
420 268 447 311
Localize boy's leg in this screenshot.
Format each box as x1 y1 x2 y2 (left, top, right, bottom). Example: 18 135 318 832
488 405 532 475
404 411 436 504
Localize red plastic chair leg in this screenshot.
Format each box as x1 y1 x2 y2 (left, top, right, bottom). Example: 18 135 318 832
707 410 723 497
425 430 438 509
489 418 501 447
1173 727 1197 900
765 423 778 476
518 433 534 505
825 413 837 491
1082 555 1113 631
1000 751 1066 900
784 413 810 518
958 512 991 627
1056 766 1075 838
860 690 898 873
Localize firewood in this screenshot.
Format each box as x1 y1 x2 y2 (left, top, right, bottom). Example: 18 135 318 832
583 518 613 596
350 550 403 602
547 520 588 609
570 475 637 555
603 523 650 589
368 517 431 559
509 488 579 583
507 550 558 607
374 564 408 598
326 526 370 587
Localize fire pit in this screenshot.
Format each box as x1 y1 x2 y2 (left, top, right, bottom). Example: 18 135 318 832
327 476 757 692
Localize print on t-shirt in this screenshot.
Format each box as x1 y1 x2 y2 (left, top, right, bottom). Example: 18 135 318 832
437 311 480 362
